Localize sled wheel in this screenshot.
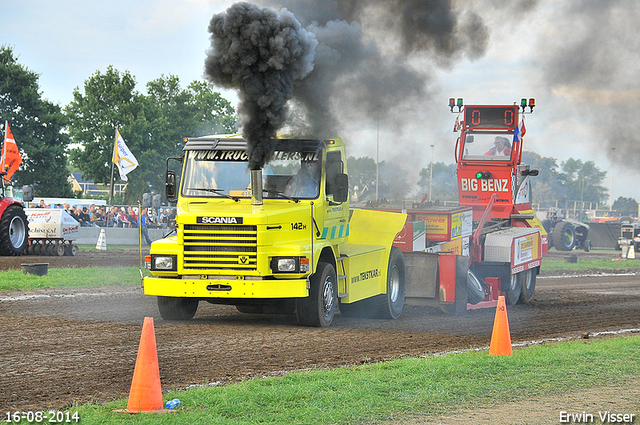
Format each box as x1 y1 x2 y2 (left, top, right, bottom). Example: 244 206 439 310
519 268 537 304
504 272 522 305
55 244 66 256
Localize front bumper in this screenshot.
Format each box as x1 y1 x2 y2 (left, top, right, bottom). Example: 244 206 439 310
143 276 309 298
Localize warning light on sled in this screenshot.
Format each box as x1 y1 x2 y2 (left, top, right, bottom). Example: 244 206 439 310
528 98 536 112
475 171 491 179
449 98 463 112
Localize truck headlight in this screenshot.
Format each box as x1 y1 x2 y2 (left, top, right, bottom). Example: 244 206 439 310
277 258 296 272
270 257 308 273
151 255 177 271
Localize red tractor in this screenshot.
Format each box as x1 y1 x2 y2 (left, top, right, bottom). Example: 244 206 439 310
0 172 31 256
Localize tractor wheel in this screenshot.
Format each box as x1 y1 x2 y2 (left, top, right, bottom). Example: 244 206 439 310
157 296 199 320
296 262 337 327
504 273 522 305
0 205 29 256
519 268 537 304
552 221 576 251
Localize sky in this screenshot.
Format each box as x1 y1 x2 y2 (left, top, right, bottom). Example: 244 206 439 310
3 0 639 206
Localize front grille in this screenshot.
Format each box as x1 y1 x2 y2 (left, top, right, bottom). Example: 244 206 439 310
182 223 257 271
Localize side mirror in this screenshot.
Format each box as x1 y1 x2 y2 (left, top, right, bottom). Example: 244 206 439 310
166 171 177 202
332 173 349 203
22 185 34 202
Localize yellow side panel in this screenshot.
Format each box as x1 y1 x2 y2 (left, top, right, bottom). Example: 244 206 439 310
348 208 407 249
339 244 386 303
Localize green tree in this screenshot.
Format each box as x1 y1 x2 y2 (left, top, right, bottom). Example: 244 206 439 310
347 156 376 200
559 158 608 205
0 46 72 197
66 69 236 204
522 151 564 207
417 162 457 202
66 66 141 187
612 196 638 216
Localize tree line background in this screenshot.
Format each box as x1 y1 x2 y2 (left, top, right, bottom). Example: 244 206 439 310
1 45 637 215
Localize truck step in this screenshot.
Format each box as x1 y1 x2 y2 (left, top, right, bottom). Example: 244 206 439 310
338 274 348 280
338 293 349 298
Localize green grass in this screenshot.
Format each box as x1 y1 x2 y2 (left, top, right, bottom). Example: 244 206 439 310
2 255 633 293
541 257 640 272
72 336 640 424
77 244 146 251
0 267 143 291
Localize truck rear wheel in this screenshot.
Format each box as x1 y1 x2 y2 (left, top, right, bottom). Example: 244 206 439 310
157 296 199 320
504 273 522 305
375 247 406 319
0 205 29 256
296 262 337 327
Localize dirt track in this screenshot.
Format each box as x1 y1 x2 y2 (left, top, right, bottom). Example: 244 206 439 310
1 249 639 412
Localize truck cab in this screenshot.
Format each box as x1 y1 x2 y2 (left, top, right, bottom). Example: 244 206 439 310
144 135 406 326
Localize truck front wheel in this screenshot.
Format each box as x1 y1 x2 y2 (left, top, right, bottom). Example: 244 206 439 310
0 205 29 256
157 296 199 320
296 262 337 327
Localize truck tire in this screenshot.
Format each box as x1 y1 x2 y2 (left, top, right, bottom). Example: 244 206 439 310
0 205 29 256
157 296 199 320
296 262 337 327
375 247 406 319
552 221 576 251
519 268 536 304
504 273 522 305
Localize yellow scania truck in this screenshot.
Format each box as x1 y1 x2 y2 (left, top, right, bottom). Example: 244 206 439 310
143 135 407 327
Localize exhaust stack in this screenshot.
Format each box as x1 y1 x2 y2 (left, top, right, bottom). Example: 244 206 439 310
251 169 263 205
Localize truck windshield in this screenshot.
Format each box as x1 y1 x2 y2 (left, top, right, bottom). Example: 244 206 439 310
181 149 321 199
461 132 514 161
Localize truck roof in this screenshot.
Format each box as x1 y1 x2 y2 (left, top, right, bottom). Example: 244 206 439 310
182 135 342 152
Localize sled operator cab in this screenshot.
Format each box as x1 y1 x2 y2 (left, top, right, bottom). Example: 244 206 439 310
451 98 548 255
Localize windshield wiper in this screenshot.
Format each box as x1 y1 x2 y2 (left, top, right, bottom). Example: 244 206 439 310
187 188 239 202
263 189 299 203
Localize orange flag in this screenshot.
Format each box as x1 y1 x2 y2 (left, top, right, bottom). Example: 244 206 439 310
1 122 22 180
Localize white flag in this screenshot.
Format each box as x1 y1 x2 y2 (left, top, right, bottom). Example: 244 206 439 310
112 129 138 181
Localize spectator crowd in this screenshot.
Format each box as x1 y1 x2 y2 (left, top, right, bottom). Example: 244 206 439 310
30 200 176 230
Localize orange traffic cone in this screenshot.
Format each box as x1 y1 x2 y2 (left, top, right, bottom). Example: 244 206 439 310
489 296 512 356
116 317 170 413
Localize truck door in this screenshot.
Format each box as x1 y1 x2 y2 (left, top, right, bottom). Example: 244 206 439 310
321 150 349 243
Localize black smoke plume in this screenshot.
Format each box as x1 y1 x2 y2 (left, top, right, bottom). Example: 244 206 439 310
204 2 317 170
263 0 490 138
